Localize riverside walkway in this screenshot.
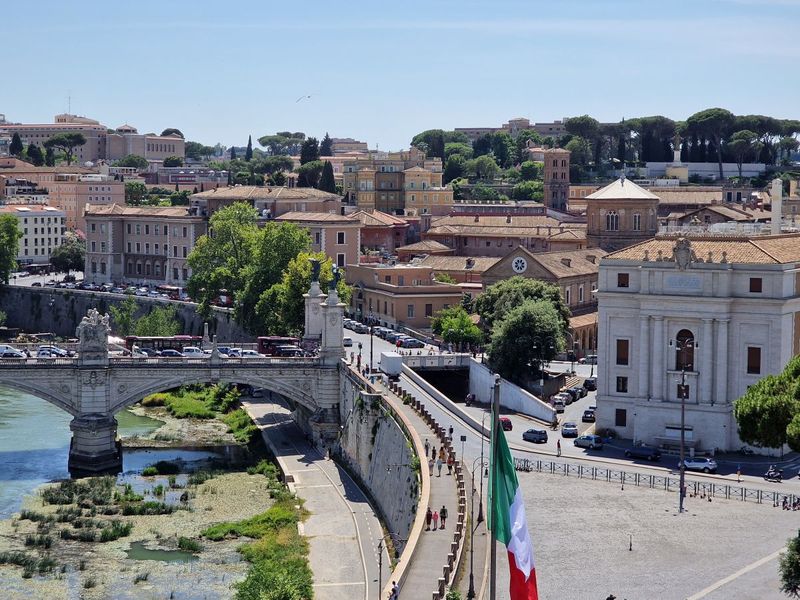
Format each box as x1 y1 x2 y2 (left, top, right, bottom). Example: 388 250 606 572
242 396 389 600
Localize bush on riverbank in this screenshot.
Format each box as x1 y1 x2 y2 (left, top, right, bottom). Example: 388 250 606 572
222 409 259 444
41 477 115 506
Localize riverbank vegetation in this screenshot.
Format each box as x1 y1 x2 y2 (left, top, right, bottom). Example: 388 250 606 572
202 459 313 600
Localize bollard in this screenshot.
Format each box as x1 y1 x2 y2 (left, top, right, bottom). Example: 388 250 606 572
451 541 458 555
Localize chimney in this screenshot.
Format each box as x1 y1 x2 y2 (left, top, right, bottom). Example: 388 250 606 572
561 258 572 267
466 258 475 269
771 178 783 235
586 255 596 264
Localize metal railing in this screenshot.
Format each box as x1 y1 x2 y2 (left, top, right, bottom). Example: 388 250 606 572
513 457 797 508
0 355 321 368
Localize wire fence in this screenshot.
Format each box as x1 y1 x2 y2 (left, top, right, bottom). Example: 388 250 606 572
513 457 798 508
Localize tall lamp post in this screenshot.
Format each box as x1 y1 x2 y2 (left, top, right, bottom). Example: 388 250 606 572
671 335 696 514
368 311 375 373
467 455 489 599
377 533 406 599
532 336 556 395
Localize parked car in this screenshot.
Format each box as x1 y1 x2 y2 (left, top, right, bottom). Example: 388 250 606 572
385 331 403 343
240 349 266 358
561 422 579 437
182 347 205 357
561 388 580 403
569 386 587 399
135 287 149 296
523 429 548 443
159 349 183 358
583 377 597 391
226 348 243 358
111 287 125 294
554 392 573 406
273 346 303 357
400 338 425 349
0 344 24 355
343 337 354 347
553 399 565 413
352 323 369 334
374 327 391 339
1 350 26 358
574 434 604 450
581 409 596 423
136 347 159 357
680 457 718 474
31 282 42 287
579 355 598 365
499 417 513 431
37 345 73 357
625 446 662 461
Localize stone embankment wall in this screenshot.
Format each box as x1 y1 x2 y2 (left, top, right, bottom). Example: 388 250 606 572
336 368 418 552
0 286 253 342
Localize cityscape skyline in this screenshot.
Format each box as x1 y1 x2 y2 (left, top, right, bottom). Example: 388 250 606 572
6 0 800 152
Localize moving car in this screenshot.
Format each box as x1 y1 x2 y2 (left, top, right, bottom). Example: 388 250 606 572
680 456 718 474
574 434 603 450
523 429 548 443
579 355 598 365
581 409 596 423
159 349 183 358
1 350 26 359
561 422 579 437
625 446 662 461
182 347 204 357
583 377 597 391
499 417 513 431
342 337 354 347
399 337 424 349
37 345 74 357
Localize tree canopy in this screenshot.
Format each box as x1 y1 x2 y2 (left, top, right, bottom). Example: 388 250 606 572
9 133 23 157
50 235 85 274
431 306 482 350
296 160 324 188
318 161 336 193
258 132 306 156
113 154 149 170
0 215 22 283
163 155 183 167
476 276 570 331
780 535 800 598
43 133 86 165
134 305 181 337
487 299 565 385
319 132 333 157
109 295 138 337
26 143 44 166
686 108 735 180
299 137 320 165
184 141 215 161
160 128 184 138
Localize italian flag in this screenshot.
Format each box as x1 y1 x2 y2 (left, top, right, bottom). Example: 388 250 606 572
490 425 538 600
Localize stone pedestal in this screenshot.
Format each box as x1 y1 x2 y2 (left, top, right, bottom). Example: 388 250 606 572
304 281 327 343
68 413 122 477
320 288 345 365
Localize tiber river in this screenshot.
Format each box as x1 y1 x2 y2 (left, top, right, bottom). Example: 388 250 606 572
0 386 171 519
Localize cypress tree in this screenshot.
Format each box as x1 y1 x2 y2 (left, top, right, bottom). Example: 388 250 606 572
230 146 237 160
27 143 44 166
245 135 253 161
318 161 336 193
9 133 23 156
45 146 55 166
320 132 333 156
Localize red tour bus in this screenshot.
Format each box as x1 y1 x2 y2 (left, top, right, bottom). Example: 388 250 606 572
257 336 300 356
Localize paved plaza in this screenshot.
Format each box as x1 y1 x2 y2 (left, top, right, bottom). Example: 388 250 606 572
498 468 799 600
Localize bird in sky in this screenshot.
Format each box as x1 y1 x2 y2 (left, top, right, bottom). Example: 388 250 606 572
296 95 312 103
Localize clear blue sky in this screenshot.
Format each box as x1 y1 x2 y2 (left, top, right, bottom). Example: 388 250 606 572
6 0 799 151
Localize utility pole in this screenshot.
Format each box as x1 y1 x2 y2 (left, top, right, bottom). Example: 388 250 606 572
489 373 501 600
679 367 687 514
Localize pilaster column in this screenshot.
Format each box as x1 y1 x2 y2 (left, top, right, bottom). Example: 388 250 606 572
701 318 714 404
651 316 664 400
638 315 650 398
715 319 730 404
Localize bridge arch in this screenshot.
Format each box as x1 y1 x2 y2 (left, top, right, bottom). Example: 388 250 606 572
0 380 79 417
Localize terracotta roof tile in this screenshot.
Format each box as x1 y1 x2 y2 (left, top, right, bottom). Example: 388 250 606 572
276 211 359 223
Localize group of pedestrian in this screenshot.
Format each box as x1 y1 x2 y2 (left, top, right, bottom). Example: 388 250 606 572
425 442 457 478
425 505 449 530
389 580 399 599
782 496 800 510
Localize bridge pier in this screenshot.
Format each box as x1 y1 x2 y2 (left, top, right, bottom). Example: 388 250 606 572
68 413 122 477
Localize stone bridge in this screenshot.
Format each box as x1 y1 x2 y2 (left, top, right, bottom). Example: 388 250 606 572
0 275 346 475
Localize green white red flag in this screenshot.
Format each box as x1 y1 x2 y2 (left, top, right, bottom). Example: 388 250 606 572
490 425 538 600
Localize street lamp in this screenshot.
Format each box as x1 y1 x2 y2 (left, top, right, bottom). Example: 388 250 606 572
368 311 375 373
357 341 363 370
468 456 489 600
377 533 407 599
671 334 696 514
532 335 556 394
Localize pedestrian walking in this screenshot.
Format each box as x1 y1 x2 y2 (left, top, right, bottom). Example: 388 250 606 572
391 581 399 599
436 457 443 477
431 446 437 461
424 438 430 457
736 464 741 483
447 453 454 475
425 507 432 531
448 425 454 440
432 510 439 530
440 505 448 529
428 458 434 476
557 439 561 457
438 447 446 461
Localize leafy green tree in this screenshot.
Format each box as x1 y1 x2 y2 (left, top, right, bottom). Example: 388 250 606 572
109 295 138 337
256 252 350 335
472 134 493 158
299 137 319 165
565 115 601 142
253 155 294 175
258 133 305 156
134 305 181 337
0 214 22 283
124 181 148 204
779 535 800 598
318 161 336 193
476 276 570 331
511 180 544 201
43 132 86 165
185 141 215 161
319 132 333 156
270 171 287 186
26 143 44 166
444 142 473 161
519 161 543 181
187 203 260 312
686 108 735 179
230 147 238 160
163 156 183 167
778 137 799 164
565 136 591 166
113 154 148 170
245 135 253 161
470 184 501 201
466 155 499 181
238 222 311 332
431 306 482 350
161 128 184 138
443 155 465 184
434 272 457 284
727 130 760 178
411 129 452 158
296 160 324 188
50 235 85 273
44 146 55 166
487 299 565 384
491 132 514 168
9 133 23 157
514 129 544 164
460 292 474 313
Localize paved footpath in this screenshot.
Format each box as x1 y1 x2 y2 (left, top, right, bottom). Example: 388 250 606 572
242 397 389 600
381 382 463 599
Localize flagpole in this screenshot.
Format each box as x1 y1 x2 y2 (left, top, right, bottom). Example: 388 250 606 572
489 373 501 600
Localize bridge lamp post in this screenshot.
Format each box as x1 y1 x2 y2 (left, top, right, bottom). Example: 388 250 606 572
468 455 489 600
369 311 375 373
670 335 696 514
376 532 406 600
357 341 363 369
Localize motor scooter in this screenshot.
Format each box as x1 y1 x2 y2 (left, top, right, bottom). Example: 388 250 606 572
764 468 783 482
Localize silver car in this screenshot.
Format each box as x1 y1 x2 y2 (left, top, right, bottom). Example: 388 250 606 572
680 457 717 474
574 434 603 450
